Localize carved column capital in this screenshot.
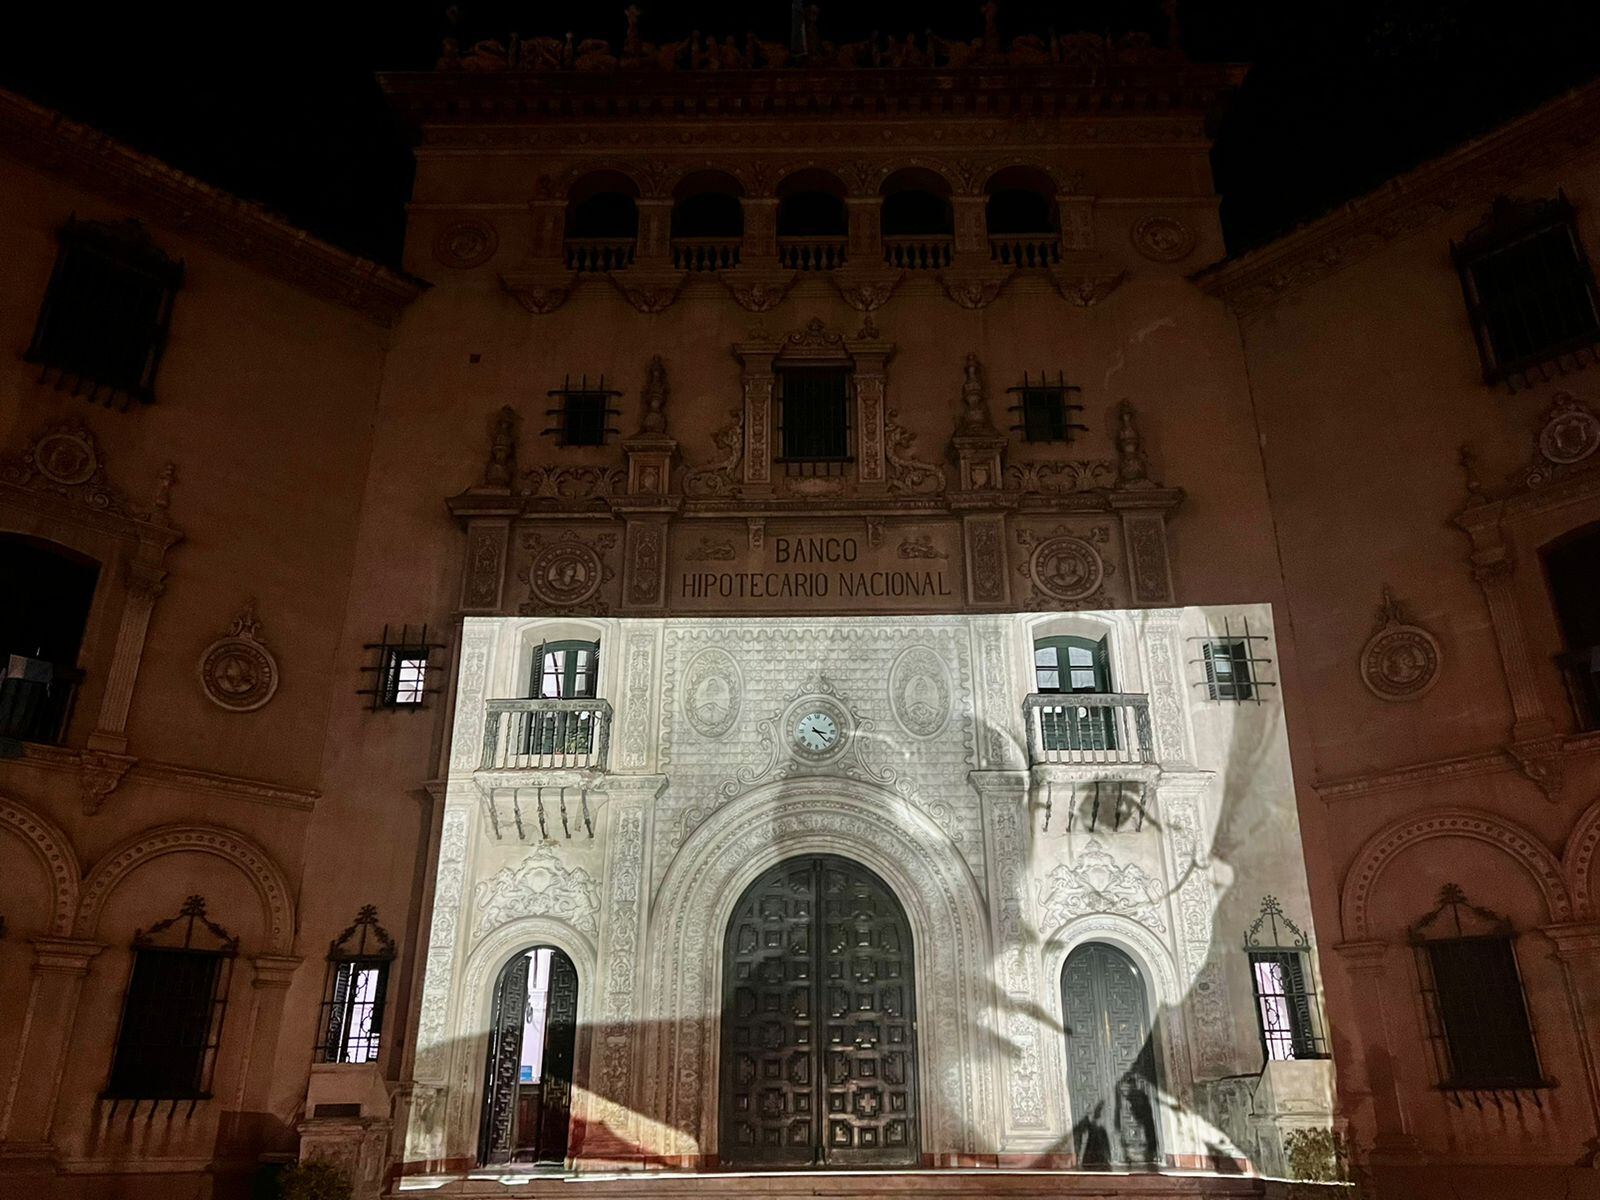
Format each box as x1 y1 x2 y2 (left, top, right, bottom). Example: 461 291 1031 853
251 953 304 989
1331 939 1390 973
30 936 105 975
1542 921 1600 959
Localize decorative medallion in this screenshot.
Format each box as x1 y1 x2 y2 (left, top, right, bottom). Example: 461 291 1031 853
1 418 138 516
33 425 99 484
199 600 279 712
889 645 952 739
521 533 612 608
434 219 498 269
1130 215 1197 262
682 646 742 739
781 693 852 766
1038 840 1168 934
1025 532 1106 602
1360 585 1441 701
1526 391 1600 486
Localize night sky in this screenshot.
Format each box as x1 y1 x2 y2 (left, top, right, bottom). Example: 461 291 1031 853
2 2 1594 267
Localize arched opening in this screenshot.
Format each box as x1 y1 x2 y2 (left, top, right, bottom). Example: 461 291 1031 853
672 171 744 271
1543 521 1600 729
565 171 638 272
720 855 919 1168
479 945 580 1167
1061 942 1161 1168
879 168 953 270
985 165 1062 267
777 170 848 271
0 533 98 744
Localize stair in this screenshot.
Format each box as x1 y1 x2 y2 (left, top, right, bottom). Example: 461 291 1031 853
394 1170 1344 1198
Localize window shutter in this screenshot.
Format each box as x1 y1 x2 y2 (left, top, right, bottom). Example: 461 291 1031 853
1092 636 1113 693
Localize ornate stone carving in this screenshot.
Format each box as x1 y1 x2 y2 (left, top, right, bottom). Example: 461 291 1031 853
937 268 1013 309
464 525 505 608
1 418 141 517
619 630 655 770
1039 840 1168 934
1016 526 1111 604
884 410 946 494
0 800 81 934
482 406 517 488
638 354 669 434
1524 391 1600 487
1049 268 1125 307
612 268 686 313
1131 214 1196 262
967 517 1007 605
199 601 280 713
897 535 947 559
720 272 794 313
79 750 135 816
594 801 646 1137
683 410 744 496
888 645 952 738
685 535 735 561
519 532 614 609
501 271 577 315
415 806 468 1081
1114 401 1159 487
472 845 601 940
830 268 904 312
1005 459 1116 493
518 464 626 501
1360 586 1441 701
682 646 743 739
955 352 997 434
434 218 498 268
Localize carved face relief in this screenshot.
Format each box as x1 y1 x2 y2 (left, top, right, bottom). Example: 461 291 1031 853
1030 536 1104 602
1131 215 1197 262
528 540 604 606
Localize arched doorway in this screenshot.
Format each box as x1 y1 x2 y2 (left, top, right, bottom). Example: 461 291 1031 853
1061 942 1161 1168
720 855 919 1168
479 946 579 1166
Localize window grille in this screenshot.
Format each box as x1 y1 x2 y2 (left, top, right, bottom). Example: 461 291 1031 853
1188 615 1276 703
357 624 446 711
777 367 852 468
1453 193 1600 389
1409 883 1546 1102
105 895 236 1111
1006 371 1084 443
542 375 621 447
1543 522 1600 732
1243 896 1327 1064
316 905 396 1065
25 216 183 408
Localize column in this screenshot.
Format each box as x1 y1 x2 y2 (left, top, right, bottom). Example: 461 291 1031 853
634 198 673 265
846 196 881 262
742 197 779 263
88 555 169 753
1542 922 1600 1147
951 195 988 259
236 954 303 1120
0 938 103 1149
1331 940 1421 1161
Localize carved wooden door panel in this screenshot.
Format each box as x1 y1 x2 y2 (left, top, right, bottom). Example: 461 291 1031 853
479 952 530 1166
535 949 579 1161
721 856 919 1169
1062 942 1161 1168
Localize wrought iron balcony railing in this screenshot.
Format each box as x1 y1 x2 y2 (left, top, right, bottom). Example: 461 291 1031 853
0 655 82 745
479 698 612 772
1023 692 1154 767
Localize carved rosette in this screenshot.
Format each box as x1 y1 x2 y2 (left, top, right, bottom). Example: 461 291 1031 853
1525 391 1600 487
199 601 280 712
434 219 498 269
1360 586 1442 701
1131 214 1197 262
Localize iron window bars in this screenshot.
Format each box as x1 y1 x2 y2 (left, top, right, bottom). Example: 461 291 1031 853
1243 896 1327 1064
104 895 237 1112
357 624 446 711
543 375 622 447
1006 371 1085 443
1453 192 1600 390
1408 883 1548 1104
26 216 184 409
1039 778 1148 835
1188 615 1276 703
777 366 853 474
316 905 397 1065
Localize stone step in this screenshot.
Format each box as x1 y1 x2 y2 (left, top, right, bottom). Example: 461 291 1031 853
394 1170 1342 1199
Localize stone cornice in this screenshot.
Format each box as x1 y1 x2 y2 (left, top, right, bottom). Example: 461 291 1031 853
0 742 319 812
1314 729 1600 802
1194 79 1600 318
0 87 424 328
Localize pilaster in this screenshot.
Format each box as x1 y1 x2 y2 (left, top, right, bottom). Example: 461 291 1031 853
1331 940 1422 1162
0 937 103 1147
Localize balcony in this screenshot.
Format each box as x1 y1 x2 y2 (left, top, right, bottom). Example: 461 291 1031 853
0 655 82 746
479 698 612 772
777 236 847 272
672 237 741 272
882 234 954 271
564 238 636 273
989 233 1062 268
1022 692 1154 768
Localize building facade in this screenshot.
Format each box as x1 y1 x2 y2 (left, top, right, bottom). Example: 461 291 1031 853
0 20 1597 1200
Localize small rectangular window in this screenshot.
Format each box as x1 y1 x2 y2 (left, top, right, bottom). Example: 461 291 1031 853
1006 372 1084 443
1249 950 1324 1062
1203 641 1254 701
382 648 430 707
26 217 183 408
319 960 388 1064
543 376 620 447
778 367 852 462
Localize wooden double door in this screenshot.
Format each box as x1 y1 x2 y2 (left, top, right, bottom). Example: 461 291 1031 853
479 946 579 1166
720 856 920 1168
1061 942 1162 1167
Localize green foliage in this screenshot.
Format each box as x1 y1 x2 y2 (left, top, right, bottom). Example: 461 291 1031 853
1284 1127 1348 1183
274 1160 354 1200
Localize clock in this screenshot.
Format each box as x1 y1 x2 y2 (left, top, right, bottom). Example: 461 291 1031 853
794 710 839 752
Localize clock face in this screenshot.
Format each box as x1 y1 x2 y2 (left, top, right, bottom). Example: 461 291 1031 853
794 710 840 752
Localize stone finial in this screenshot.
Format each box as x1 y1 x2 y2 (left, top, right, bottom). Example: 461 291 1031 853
484 406 517 488
957 352 993 432
1457 443 1485 503
151 462 177 524
1115 401 1153 487
639 355 669 434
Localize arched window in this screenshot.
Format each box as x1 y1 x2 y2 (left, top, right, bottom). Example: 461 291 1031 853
1544 522 1600 729
671 171 744 271
565 172 638 272
880 167 953 270
985 166 1061 267
776 169 848 271
0 534 98 744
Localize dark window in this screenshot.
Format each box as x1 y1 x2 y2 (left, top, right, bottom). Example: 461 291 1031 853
533 640 599 699
317 906 395 1065
1410 884 1544 1092
1248 952 1323 1062
1006 373 1084 443
778 368 852 462
1454 194 1600 386
1033 635 1116 751
359 624 442 712
0 535 98 745
1544 523 1600 730
106 896 235 1102
543 377 620 447
1202 641 1254 701
26 217 183 408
